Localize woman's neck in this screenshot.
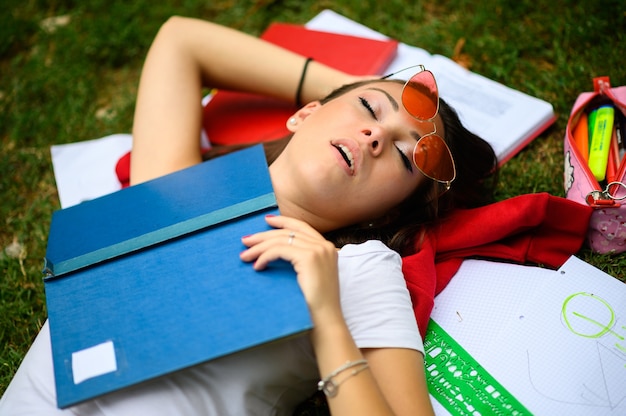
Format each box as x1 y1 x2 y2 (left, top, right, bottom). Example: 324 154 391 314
269 159 337 233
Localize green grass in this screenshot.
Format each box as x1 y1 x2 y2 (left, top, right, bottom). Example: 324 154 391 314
2 0 625 405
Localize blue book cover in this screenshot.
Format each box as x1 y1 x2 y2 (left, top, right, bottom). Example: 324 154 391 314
43 146 312 408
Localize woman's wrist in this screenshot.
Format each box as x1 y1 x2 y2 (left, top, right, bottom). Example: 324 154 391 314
295 57 314 107
318 359 369 397
309 311 352 352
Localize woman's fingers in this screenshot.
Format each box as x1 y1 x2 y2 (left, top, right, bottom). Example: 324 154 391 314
239 215 340 312
240 215 323 256
263 214 321 240
240 227 317 269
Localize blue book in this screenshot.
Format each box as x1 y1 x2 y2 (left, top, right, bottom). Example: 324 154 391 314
43 145 312 408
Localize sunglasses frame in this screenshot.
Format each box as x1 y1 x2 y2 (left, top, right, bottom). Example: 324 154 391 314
381 65 456 190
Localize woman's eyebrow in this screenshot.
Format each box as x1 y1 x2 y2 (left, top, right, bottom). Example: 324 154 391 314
366 87 399 111
367 86 424 142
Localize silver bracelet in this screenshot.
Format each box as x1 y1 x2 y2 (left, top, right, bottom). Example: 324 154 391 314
317 359 369 397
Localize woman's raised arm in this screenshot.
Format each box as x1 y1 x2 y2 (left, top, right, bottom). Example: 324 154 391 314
130 16 357 184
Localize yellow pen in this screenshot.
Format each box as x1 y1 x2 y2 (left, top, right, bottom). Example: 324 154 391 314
588 105 615 181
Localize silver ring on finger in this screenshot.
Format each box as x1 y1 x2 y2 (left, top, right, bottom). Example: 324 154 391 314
288 231 295 245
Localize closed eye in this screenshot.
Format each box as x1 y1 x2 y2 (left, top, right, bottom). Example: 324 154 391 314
361 97 412 173
396 146 413 173
359 97 377 120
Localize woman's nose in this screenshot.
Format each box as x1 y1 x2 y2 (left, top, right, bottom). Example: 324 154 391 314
360 126 386 155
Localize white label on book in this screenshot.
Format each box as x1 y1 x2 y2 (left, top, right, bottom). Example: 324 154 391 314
72 340 117 384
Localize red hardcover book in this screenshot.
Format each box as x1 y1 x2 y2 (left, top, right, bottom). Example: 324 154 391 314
202 23 398 145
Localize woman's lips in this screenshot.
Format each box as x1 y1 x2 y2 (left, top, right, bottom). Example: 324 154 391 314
331 139 360 176
334 144 354 169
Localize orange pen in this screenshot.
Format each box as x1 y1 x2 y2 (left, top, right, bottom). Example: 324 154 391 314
573 112 589 162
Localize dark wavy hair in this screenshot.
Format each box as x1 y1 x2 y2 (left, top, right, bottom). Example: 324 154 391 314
204 79 498 256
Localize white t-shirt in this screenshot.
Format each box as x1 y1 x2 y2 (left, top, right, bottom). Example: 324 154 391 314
0 240 423 416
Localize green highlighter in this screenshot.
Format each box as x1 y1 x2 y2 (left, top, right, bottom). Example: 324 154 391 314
588 105 615 181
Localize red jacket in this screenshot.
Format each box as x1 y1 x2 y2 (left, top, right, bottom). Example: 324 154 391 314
402 193 592 339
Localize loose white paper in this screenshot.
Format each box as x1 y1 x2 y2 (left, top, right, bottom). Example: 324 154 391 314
51 134 132 208
485 256 626 415
430 257 626 415
72 341 117 384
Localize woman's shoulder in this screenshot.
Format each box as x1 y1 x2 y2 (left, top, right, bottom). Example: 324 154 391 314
337 241 423 352
337 240 403 285
338 239 400 259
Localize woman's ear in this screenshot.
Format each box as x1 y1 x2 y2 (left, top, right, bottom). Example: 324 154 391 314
286 101 322 132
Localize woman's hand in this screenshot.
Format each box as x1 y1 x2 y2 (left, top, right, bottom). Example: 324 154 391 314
240 215 341 323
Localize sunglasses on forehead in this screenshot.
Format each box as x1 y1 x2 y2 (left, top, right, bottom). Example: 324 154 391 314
381 65 456 190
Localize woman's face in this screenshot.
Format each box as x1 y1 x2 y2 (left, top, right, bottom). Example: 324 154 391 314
270 81 444 232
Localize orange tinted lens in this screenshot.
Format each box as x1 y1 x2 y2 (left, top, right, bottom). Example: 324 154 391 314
402 71 438 120
412 134 455 182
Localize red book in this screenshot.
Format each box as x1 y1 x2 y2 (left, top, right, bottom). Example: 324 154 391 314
202 23 398 145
